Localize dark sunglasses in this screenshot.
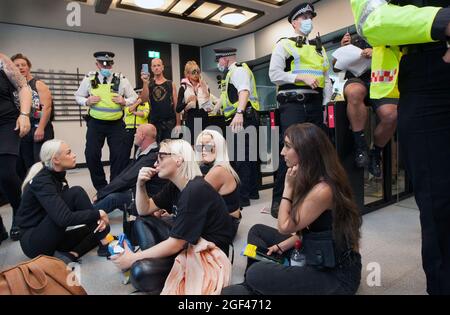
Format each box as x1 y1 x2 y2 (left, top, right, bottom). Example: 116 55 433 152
157 152 173 161
195 144 215 153
190 69 201 75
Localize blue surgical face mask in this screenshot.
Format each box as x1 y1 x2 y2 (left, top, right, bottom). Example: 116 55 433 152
300 19 313 36
217 63 226 73
100 68 112 78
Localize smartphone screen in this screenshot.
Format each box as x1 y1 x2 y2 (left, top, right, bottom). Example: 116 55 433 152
142 64 149 74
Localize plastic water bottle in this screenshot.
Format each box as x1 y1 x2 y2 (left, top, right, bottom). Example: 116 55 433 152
290 240 306 267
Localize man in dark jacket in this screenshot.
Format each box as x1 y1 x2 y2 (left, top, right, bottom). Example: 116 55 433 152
93 124 166 213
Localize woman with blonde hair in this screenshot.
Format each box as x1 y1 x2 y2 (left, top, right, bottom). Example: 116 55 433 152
15 139 112 263
176 61 211 144
111 139 233 293
196 129 241 238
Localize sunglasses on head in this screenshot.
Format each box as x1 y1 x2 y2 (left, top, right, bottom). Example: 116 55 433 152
195 144 215 153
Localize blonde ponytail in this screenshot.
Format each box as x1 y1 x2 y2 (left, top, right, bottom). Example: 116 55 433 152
22 139 64 191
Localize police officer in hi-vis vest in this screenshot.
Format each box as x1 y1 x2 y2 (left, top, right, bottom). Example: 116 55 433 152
269 3 333 218
351 0 450 295
75 52 138 191
214 47 261 207
124 93 150 158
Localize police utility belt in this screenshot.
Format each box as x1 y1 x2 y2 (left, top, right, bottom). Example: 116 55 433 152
403 41 449 55
277 89 320 105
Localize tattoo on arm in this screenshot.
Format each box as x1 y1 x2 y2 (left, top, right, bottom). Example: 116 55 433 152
0 54 28 90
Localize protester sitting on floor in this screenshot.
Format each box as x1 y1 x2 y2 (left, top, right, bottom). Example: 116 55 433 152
92 124 166 214
15 139 113 263
195 129 241 239
111 139 234 294
222 123 362 295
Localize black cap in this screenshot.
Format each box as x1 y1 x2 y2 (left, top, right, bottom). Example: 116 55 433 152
288 3 316 23
213 47 237 62
94 51 115 66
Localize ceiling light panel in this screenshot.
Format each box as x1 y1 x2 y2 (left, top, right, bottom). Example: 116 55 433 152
189 2 221 19
169 0 196 15
113 0 264 29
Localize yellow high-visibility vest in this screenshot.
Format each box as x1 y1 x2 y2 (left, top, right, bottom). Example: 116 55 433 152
89 84 123 121
124 102 150 129
281 38 330 89
350 0 441 99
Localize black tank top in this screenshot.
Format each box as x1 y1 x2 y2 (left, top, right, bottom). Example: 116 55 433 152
222 183 241 213
307 209 333 232
28 78 55 122
149 80 176 122
0 69 18 124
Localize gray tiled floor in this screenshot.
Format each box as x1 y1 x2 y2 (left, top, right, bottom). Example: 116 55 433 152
0 168 426 295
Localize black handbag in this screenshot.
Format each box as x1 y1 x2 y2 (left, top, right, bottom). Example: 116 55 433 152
302 229 337 269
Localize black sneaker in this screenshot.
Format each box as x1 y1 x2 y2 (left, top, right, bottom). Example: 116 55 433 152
97 235 118 258
9 225 21 242
97 243 112 258
355 147 369 168
369 149 382 178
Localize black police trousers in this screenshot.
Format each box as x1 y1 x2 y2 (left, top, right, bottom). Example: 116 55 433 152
271 94 324 217
397 47 450 295
227 110 260 204
85 118 129 191
20 186 110 259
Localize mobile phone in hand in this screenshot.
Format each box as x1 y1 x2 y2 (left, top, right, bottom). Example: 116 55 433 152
142 64 149 74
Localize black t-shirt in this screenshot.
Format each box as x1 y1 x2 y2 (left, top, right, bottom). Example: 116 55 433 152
0 70 19 123
152 176 233 253
149 80 176 122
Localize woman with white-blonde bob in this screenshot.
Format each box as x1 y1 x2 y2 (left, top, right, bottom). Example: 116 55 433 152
195 129 241 238
15 139 112 263
111 139 234 293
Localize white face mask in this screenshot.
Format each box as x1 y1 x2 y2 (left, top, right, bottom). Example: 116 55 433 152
217 63 226 73
300 18 313 35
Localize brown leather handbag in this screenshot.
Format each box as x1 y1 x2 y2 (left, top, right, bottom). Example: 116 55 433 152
0 255 87 295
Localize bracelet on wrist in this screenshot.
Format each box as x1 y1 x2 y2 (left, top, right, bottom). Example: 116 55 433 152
20 112 30 117
282 196 293 203
276 244 284 253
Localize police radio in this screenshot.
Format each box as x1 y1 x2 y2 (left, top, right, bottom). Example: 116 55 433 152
111 74 121 93
217 75 223 90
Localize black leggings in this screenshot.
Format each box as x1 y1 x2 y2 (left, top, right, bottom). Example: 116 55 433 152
0 154 22 225
19 186 110 259
222 224 361 295
130 216 177 294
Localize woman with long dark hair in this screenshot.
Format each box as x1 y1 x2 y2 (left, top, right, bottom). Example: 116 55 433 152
223 123 362 295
